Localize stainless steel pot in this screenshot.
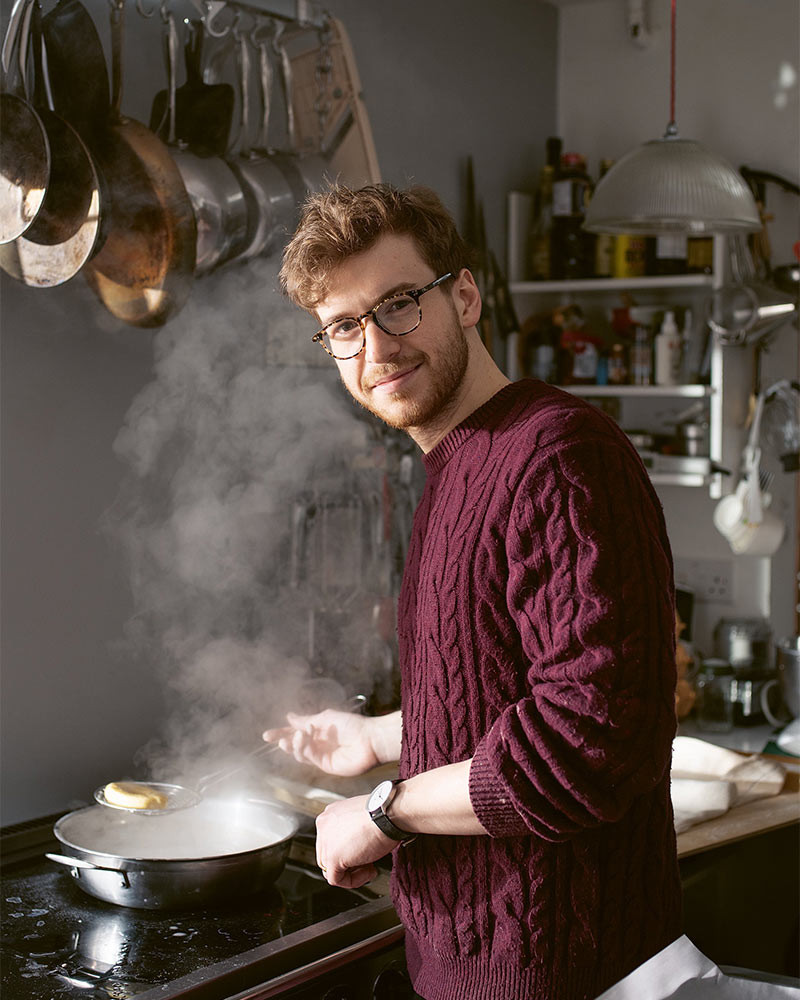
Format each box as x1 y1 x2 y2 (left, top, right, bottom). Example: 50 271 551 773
776 636 800 719
47 797 299 909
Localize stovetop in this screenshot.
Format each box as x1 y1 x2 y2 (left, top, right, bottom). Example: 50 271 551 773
1 814 399 1000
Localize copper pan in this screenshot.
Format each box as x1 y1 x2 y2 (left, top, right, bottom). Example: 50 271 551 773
83 0 195 328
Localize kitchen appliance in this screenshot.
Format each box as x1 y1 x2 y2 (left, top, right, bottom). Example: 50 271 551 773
1 812 411 999
775 637 800 720
713 617 776 726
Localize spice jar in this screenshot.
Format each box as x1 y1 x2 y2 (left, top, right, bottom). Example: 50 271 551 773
695 658 735 732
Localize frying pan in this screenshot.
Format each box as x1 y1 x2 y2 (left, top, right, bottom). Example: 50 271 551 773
0 0 102 287
83 0 195 328
41 0 109 143
0 0 49 243
46 797 299 909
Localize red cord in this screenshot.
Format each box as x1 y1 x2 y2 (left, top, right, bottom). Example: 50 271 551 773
670 0 676 125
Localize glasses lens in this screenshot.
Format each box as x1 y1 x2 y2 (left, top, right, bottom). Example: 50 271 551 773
375 294 421 335
323 319 364 359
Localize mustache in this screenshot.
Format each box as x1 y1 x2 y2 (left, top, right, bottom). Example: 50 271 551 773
364 354 426 390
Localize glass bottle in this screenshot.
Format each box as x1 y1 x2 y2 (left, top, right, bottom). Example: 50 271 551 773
528 165 554 281
695 659 735 732
551 153 593 279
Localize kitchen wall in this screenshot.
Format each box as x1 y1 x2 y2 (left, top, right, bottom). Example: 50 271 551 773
556 0 799 652
0 0 557 824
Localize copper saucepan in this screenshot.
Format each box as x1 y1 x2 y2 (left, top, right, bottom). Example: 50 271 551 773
83 0 195 328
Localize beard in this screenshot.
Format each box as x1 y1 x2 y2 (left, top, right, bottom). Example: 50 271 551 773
343 308 469 432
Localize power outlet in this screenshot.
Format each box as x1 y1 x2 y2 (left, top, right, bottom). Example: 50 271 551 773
674 557 734 604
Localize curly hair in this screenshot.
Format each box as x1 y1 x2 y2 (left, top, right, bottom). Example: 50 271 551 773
279 183 473 311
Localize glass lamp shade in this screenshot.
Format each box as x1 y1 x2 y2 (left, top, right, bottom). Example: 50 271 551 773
584 126 762 235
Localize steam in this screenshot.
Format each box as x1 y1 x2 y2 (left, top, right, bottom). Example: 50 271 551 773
103 255 384 784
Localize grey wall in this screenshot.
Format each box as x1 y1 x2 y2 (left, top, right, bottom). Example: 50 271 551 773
0 0 558 824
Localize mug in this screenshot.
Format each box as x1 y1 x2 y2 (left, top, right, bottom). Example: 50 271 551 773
713 482 785 556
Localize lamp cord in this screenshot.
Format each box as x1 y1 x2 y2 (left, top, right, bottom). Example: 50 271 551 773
669 0 676 127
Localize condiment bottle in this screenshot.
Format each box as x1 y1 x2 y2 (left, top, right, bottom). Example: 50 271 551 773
613 235 648 278
654 310 681 385
593 159 616 278
551 153 593 279
528 165 554 280
630 323 653 385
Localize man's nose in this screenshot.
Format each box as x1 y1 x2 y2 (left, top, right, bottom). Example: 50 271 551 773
363 315 401 364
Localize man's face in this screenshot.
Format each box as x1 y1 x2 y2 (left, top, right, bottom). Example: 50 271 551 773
315 234 469 434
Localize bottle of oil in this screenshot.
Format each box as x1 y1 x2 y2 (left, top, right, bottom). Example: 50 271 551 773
528 165 554 280
551 153 593 279
593 159 616 278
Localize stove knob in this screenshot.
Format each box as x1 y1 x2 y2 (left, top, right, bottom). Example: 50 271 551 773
373 964 414 999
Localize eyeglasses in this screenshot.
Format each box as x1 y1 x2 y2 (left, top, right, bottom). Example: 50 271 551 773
312 273 454 360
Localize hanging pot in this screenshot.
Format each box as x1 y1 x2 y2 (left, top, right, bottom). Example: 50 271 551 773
82 0 195 328
0 0 102 287
0 0 49 244
153 11 248 276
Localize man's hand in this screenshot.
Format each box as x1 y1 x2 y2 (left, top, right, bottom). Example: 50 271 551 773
314 794 397 888
263 709 383 777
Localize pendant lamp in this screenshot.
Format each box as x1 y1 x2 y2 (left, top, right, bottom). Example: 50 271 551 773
583 0 761 235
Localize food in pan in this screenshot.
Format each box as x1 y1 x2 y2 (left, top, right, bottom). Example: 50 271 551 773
103 781 169 810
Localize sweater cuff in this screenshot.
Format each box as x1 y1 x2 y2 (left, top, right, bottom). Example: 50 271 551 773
469 735 532 838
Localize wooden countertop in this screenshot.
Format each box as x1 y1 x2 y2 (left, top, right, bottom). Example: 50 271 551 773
676 762 800 858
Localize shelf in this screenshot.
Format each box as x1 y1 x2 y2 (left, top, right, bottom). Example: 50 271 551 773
510 274 714 295
556 384 713 398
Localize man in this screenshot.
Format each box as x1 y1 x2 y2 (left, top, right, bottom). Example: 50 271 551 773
267 184 682 1000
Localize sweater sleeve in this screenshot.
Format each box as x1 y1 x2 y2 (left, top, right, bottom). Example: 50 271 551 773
468 431 677 841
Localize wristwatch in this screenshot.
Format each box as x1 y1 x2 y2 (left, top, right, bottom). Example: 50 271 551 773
366 779 416 846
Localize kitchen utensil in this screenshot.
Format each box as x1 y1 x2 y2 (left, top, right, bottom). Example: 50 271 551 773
46 797 298 909
761 379 800 473
766 637 800 722
0 0 49 244
41 0 109 142
94 740 279 815
713 617 772 674
161 12 248 275
0 0 102 287
149 18 234 157
228 20 298 262
82 0 196 327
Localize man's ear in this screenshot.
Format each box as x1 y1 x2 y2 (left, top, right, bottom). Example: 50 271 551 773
452 269 483 329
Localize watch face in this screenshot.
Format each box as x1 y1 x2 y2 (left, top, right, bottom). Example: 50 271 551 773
368 779 394 812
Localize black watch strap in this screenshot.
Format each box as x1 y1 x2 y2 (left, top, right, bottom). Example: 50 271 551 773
367 780 416 845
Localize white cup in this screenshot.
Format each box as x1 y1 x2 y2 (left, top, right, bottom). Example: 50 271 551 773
713 483 785 557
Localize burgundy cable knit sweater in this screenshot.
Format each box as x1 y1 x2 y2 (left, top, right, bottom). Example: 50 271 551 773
393 380 682 1000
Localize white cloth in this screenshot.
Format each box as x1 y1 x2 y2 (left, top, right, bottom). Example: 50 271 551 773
596 935 800 999
671 737 786 834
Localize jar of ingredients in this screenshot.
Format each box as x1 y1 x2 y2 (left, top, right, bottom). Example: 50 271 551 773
696 658 735 732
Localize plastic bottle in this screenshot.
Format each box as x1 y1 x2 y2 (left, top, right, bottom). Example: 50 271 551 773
654 310 682 385
551 153 593 279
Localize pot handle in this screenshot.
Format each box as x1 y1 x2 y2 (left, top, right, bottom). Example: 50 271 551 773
46 853 132 888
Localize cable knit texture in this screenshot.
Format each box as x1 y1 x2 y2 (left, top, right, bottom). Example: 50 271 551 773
393 379 682 1000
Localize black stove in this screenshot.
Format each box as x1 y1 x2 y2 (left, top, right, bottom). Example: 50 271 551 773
1 814 409 1000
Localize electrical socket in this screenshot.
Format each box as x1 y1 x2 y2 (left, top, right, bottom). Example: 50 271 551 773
674 557 734 604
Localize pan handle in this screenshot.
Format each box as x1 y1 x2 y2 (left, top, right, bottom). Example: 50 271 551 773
46 853 132 888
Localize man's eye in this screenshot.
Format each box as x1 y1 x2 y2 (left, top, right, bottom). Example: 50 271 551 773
328 319 361 340
383 295 416 316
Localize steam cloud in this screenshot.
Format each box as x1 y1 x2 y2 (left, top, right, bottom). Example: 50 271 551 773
103 256 390 784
